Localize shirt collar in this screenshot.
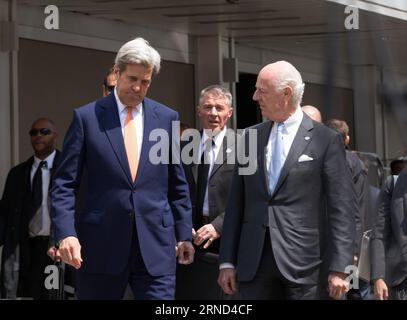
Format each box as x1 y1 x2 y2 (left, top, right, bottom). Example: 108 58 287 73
280 106 303 134
114 88 143 115
202 126 227 149
33 150 56 169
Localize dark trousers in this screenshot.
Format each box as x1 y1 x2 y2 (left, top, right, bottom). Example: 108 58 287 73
346 279 374 300
176 250 222 300
18 236 53 300
390 277 407 300
238 232 317 300
76 230 175 300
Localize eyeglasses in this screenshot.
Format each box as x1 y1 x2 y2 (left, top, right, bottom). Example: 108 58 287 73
29 128 53 136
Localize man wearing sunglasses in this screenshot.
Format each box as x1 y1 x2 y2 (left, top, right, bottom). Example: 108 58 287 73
0 118 60 299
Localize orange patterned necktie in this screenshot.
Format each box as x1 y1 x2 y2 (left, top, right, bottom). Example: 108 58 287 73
124 107 139 181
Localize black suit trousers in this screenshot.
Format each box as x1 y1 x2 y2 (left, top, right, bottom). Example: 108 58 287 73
18 236 53 300
238 231 317 300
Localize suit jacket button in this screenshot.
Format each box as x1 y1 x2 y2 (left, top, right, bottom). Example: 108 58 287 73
262 223 268 229
128 212 133 217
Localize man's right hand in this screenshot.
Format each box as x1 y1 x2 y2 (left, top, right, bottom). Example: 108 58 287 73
218 268 237 295
58 236 83 269
374 278 389 300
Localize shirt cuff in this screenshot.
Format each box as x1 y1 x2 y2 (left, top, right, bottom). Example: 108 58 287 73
219 262 235 270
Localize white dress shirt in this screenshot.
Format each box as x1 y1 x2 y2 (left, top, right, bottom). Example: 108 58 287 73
200 127 227 217
114 88 144 159
29 150 56 237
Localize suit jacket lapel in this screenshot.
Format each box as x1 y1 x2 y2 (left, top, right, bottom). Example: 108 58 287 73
26 157 34 193
49 150 61 190
209 138 227 179
258 122 273 194
209 129 236 179
180 134 200 184
135 98 159 186
100 95 133 186
190 134 200 184
192 162 198 184
25 157 35 218
271 114 313 196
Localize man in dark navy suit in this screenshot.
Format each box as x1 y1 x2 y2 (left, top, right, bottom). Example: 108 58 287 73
51 38 194 300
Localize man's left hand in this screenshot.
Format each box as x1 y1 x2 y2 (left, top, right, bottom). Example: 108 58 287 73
177 241 195 265
328 272 349 300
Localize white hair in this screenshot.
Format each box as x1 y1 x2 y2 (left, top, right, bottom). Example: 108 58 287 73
115 37 161 76
199 85 233 108
274 61 305 106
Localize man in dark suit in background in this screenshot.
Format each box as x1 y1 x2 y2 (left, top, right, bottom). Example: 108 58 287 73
51 37 194 300
184 85 235 253
371 168 407 300
325 118 374 300
0 118 60 299
325 119 367 261
218 61 355 300
176 85 235 299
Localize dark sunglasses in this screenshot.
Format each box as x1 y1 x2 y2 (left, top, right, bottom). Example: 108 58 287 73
29 128 53 136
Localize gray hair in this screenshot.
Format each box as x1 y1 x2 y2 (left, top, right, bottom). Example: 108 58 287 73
199 85 233 108
115 37 161 76
274 61 305 106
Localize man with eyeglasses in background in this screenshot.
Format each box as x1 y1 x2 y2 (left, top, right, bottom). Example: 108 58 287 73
0 118 60 299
